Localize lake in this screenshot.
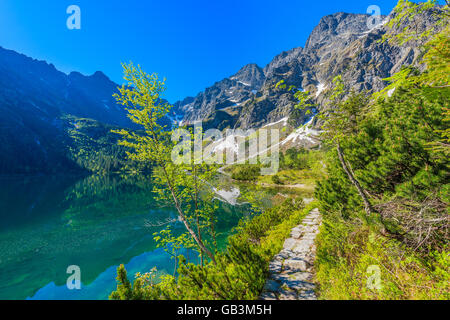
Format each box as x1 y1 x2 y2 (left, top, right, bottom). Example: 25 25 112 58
0 174 265 300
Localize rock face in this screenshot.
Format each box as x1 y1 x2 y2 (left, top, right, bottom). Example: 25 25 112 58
176 7 441 130
173 63 265 130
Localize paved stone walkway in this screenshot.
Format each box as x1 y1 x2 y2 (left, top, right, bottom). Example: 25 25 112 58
260 208 321 300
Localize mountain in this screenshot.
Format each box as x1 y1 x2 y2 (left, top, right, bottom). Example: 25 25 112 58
176 8 441 130
174 63 265 130
0 6 440 174
0 47 135 127
0 47 136 174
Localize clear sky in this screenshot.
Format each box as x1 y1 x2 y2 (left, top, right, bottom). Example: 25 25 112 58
0 0 402 102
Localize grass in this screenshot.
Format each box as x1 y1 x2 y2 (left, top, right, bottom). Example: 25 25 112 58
257 169 319 187
314 211 450 300
223 148 326 199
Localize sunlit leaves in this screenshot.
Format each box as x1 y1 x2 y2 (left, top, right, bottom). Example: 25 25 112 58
113 62 219 266
383 0 443 46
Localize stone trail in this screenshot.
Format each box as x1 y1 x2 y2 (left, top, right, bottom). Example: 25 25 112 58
260 208 321 300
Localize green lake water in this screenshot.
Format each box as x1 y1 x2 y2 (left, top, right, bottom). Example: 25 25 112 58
0 174 265 300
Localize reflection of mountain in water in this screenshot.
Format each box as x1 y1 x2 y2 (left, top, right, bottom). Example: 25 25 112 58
0 174 250 300
214 186 241 206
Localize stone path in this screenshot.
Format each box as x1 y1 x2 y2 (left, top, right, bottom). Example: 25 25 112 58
260 208 321 300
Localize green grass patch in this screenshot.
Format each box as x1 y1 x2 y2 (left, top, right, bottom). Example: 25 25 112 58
315 211 449 300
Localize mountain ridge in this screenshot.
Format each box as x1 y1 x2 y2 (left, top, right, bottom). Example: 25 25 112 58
175 8 440 130
0 46 137 174
0 7 441 173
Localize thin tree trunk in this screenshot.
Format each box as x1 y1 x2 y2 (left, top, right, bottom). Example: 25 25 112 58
173 256 177 277
210 218 218 253
162 166 217 264
147 113 216 265
193 165 204 267
337 142 376 216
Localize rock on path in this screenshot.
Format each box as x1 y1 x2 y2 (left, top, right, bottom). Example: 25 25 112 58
260 208 321 300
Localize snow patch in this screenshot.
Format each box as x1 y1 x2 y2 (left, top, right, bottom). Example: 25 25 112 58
387 87 396 98
315 83 327 98
282 117 319 145
212 134 246 155
262 117 289 128
360 18 389 38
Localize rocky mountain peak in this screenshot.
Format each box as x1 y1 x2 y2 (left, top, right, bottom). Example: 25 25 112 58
173 63 267 128
230 63 265 88
91 70 110 81
263 47 303 77
304 12 374 51
176 6 440 131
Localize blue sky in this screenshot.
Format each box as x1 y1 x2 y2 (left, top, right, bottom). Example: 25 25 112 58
0 0 401 102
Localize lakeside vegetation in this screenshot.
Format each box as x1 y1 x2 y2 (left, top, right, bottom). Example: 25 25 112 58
313 1 449 299
111 199 317 299
110 0 448 300
64 116 148 174
225 148 325 187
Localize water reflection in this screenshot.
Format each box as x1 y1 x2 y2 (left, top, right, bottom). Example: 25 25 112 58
0 174 250 300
